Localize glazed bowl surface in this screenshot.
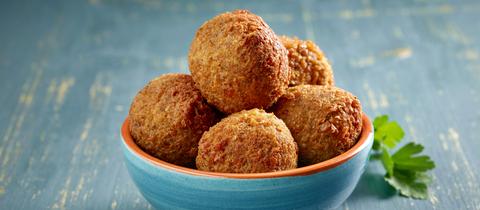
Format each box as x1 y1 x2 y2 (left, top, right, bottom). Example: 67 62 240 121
121 114 373 210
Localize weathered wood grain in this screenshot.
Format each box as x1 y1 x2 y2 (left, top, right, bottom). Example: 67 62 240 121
0 0 479 209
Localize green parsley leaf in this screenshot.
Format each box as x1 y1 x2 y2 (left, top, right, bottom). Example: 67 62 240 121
373 115 389 150
381 147 394 176
371 114 436 200
372 140 381 151
385 169 431 199
391 142 424 160
374 121 405 149
373 115 389 129
392 142 436 172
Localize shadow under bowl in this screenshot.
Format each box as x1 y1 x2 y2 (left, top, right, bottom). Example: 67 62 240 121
121 114 373 210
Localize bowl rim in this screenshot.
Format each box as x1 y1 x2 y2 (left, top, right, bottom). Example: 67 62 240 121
121 113 372 179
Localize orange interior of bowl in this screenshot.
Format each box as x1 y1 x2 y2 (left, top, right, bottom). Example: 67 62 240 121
121 113 372 179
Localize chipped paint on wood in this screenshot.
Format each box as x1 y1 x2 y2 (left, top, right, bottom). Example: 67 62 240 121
262 13 294 23
154 56 189 71
399 4 454 16
458 49 479 61
363 82 382 111
31 190 42 200
351 47 411 68
439 133 449 151
0 67 42 185
429 190 439 206
111 199 118 210
351 55 375 68
444 23 472 45
404 115 418 141
177 56 188 72
163 56 175 69
89 73 112 111
447 128 477 183
80 118 93 141
393 27 404 38
40 144 51 162
55 77 75 111
115 105 124 112
428 21 472 45
451 161 459 172
71 176 85 202
381 48 412 59
378 93 389 108
52 177 71 210
338 8 376 20
45 79 57 104
436 128 480 208
300 3 316 42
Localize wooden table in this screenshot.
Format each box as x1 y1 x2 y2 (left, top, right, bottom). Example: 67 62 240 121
1 0 479 209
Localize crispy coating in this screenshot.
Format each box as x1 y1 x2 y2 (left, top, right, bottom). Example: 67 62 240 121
272 85 362 166
129 74 220 167
280 36 334 86
189 10 289 114
196 109 298 173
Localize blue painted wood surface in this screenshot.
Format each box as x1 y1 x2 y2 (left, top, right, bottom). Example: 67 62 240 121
0 0 479 209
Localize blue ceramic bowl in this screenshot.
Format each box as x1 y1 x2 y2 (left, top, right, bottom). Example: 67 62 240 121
121 114 373 210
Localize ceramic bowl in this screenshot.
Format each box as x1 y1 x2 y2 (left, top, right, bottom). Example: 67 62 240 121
121 114 373 210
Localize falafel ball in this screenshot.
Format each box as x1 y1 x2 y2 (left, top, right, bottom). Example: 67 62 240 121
280 36 334 86
196 109 298 173
129 74 220 167
189 10 289 114
272 85 362 166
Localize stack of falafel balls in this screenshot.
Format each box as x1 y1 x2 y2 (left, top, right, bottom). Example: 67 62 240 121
129 10 363 173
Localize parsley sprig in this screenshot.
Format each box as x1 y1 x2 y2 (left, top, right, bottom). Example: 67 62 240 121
372 115 436 199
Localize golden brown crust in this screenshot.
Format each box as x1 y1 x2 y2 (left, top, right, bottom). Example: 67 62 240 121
129 74 220 167
272 85 362 166
196 109 298 173
189 10 289 114
279 36 334 86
